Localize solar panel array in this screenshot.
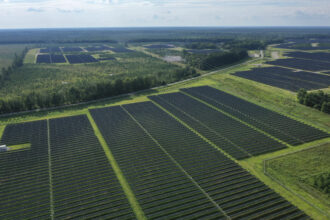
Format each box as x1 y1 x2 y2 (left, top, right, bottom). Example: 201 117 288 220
49 115 134 219
286 52 330 63
182 86 330 146
90 106 225 219
149 93 286 159
66 54 98 64
0 120 51 219
1 85 324 219
267 58 330 72
36 54 66 64
233 66 330 91
123 101 309 219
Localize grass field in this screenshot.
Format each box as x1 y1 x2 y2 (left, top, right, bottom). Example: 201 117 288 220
265 143 330 218
24 48 38 64
0 44 27 70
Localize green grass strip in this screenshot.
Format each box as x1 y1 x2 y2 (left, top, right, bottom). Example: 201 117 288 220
47 120 55 220
86 113 146 220
0 125 5 140
8 143 31 151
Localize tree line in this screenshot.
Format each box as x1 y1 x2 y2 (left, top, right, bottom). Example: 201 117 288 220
0 67 198 114
0 47 28 83
297 89 330 114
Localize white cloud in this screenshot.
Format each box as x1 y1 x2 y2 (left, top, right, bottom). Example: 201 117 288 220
0 0 329 28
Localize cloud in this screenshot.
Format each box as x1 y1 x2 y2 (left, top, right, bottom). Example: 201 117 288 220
27 7 44 12
0 0 329 28
57 8 83 13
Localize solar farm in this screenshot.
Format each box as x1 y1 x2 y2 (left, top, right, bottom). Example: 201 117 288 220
1 85 329 219
266 58 330 72
233 66 330 92
35 45 134 64
231 48 330 92
65 54 98 64
36 54 67 64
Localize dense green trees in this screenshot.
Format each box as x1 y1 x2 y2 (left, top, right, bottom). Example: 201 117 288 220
0 67 199 114
297 89 330 114
185 42 217 49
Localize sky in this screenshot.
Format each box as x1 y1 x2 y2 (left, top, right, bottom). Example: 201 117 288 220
0 0 330 29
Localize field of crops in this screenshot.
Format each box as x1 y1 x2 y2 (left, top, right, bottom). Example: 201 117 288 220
49 115 134 219
267 58 330 72
66 54 98 64
149 93 286 159
0 120 51 219
233 67 330 91
123 101 308 219
182 86 330 146
90 106 225 219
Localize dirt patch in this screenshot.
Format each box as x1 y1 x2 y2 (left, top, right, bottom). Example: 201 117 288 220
163 56 184 62
271 51 280 59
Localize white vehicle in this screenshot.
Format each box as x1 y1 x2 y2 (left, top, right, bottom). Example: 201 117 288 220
0 145 8 152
